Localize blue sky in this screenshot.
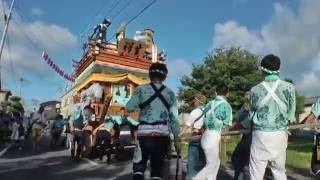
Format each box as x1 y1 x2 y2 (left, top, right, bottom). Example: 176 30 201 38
3 0 320 110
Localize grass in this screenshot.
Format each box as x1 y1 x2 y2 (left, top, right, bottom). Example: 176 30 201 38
181 135 314 175
286 138 313 175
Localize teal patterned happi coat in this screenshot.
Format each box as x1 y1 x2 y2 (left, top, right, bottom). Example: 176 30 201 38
244 74 296 131
70 108 87 124
126 83 180 137
312 98 320 118
111 115 139 126
203 96 233 131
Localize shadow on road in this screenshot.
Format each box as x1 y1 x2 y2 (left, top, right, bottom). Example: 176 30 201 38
1 135 67 159
0 155 129 180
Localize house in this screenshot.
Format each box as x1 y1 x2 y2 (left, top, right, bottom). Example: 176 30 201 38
299 96 319 122
40 100 60 120
0 89 12 105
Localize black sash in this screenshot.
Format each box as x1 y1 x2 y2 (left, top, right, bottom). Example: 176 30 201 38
139 83 170 111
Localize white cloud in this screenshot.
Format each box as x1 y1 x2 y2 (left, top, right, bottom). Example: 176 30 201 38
167 59 192 78
0 3 76 77
312 53 320 73
212 0 320 96
296 72 320 97
26 21 76 50
31 7 44 17
213 21 265 54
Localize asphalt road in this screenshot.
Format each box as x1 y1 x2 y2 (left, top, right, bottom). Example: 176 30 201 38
0 135 313 180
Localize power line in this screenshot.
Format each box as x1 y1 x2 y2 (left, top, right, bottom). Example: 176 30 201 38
12 19 74 85
12 20 42 53
15 5 62 47
79 0 112 39
108 0 157 41
5 30 18 89
12 6 51 52
82 0 124 38
126 0 156 26
106 0 123 19
110 0 133 20
12 20 69 89
73 0 123 64
5 30 18 81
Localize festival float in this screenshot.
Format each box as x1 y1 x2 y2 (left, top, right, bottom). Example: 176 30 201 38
59 19 166 125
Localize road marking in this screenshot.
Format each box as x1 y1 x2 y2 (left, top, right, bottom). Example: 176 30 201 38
0 149 67 163
0 143 13 157
83 158 99 166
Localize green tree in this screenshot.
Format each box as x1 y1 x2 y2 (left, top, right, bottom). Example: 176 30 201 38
178 47 263 113
284 79 305 123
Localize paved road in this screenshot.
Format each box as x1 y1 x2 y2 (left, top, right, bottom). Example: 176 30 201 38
0 135 138 180
0 135 314 180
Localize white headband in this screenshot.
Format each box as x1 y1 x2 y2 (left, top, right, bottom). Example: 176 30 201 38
260 66 280 74
150 69 167 75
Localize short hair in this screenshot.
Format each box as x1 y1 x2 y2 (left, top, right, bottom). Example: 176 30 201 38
120 107 125 111
39 106 44 112
244 87 251 92
149 62 168 80
261 54 281 72
195 94 207 104
216 84 229 96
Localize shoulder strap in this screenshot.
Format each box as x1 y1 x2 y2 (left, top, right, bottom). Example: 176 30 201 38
139 83 170 111
206 99 226 124
190 107 205 127
151 83 171 112
258 80 287 112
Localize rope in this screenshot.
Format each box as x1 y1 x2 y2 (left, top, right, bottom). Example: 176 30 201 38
180 123 320 141
221 123 320 136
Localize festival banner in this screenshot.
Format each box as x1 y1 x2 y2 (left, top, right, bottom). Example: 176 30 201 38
41 51 75 82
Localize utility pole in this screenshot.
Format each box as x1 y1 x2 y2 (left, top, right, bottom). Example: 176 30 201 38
0 0 15 90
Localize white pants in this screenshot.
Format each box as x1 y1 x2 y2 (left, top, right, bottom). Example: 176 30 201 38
249 130 288 180
193 130 221 180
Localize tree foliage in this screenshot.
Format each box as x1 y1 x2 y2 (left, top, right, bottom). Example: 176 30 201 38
178 47 263 113
284 78 305 122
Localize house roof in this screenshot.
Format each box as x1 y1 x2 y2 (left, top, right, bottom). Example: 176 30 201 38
40 101 60 107
304 96 319 106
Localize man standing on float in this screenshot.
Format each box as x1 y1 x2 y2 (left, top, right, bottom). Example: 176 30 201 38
244 54 296 180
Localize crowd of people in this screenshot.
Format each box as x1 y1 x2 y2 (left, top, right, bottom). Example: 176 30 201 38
66 105 139 161
0 108 29 149
2 53 320 180
124 56 319 180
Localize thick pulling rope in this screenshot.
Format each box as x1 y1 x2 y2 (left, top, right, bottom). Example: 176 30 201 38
221 122 320 136
180 123 320 141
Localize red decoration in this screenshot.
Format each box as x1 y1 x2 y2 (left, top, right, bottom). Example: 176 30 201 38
134 54 140 60
119 51 128 57
42 51 75 82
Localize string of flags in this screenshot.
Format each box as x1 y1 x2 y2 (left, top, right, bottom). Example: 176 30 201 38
42 51 75 82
